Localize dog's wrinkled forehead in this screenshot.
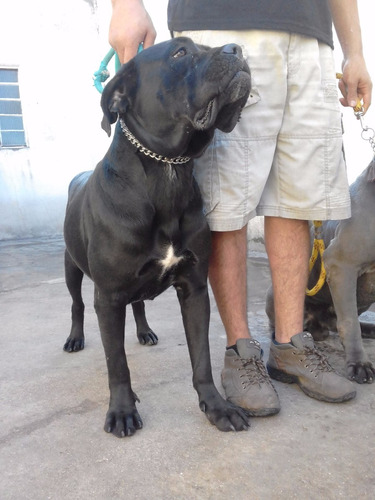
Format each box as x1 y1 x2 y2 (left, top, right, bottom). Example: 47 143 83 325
138 36 209 61
134 37 204 86
133 36 247 83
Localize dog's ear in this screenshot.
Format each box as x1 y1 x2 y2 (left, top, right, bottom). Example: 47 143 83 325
100 61 135 137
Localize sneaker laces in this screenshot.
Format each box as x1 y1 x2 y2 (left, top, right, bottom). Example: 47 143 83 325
298 346 334 375
236 356 271 388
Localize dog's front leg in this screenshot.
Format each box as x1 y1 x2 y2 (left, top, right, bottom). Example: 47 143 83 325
325 260 375 384
94 287 143 437
175 280 250 431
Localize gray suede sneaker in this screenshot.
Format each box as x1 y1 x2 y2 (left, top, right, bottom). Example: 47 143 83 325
221 338 280 416
267 332 356 403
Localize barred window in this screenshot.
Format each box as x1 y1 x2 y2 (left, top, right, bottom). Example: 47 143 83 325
0 68 27 148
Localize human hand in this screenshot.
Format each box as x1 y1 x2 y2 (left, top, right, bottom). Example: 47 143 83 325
109 0 156 64
338 57 372 114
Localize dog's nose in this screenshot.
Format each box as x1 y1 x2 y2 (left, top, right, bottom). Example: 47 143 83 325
221 44 242 58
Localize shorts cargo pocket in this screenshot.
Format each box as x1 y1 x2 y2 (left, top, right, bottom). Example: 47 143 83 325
195 130 254 224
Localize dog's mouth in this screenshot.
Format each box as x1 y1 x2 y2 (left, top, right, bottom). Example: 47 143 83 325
193 98 217 130
192 70 251 132
184 70 250 158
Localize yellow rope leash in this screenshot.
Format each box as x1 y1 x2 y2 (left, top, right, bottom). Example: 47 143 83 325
306 221 327 296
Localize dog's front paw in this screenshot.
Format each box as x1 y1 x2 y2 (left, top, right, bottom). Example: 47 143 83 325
200 398 251 432
309 327 330 342
104 406 143 438
137 328 158 346
63 336 85 352
347 361 375 384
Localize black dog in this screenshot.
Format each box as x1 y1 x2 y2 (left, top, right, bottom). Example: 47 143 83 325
63 37 251 437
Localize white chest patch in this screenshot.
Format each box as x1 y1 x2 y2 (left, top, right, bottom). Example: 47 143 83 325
159 245 183 273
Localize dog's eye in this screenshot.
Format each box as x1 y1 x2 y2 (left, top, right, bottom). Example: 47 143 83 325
173 48 187 59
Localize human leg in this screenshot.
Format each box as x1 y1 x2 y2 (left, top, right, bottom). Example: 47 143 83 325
264 216 356 402
264 216 310 344
208 227 250 346
209 227 280 415
260 36 355 401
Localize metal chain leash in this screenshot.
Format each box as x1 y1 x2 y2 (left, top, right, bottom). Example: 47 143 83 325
354 108 375 155
335 73 375 155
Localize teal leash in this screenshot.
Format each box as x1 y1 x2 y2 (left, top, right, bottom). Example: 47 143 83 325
93 43 143 94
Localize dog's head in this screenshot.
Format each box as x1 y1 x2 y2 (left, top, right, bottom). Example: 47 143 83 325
101 37 251 158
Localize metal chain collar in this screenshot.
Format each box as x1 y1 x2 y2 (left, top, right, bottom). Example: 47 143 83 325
119 119 191 166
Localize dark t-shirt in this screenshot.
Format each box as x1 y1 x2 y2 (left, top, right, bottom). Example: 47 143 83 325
168 0 333 48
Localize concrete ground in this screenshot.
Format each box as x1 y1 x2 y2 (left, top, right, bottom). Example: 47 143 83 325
1 237 375 500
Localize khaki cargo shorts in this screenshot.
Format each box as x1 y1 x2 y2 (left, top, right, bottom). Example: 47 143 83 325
175 30 351 231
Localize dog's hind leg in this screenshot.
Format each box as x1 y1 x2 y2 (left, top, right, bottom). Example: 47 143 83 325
131 301 158 345
63 250 85 352
325 257 375 383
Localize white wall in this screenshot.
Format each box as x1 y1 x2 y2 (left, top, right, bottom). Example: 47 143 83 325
0 0 106 238
0 0 170 240
0 0 374 241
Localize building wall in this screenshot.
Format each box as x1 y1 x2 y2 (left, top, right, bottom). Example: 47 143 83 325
0 0 121 239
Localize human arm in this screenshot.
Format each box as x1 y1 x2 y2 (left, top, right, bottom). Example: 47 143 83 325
329 0 372 113
109 0 156 64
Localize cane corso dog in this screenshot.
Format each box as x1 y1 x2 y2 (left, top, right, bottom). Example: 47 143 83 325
266 158 375 385
63 37 251 437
